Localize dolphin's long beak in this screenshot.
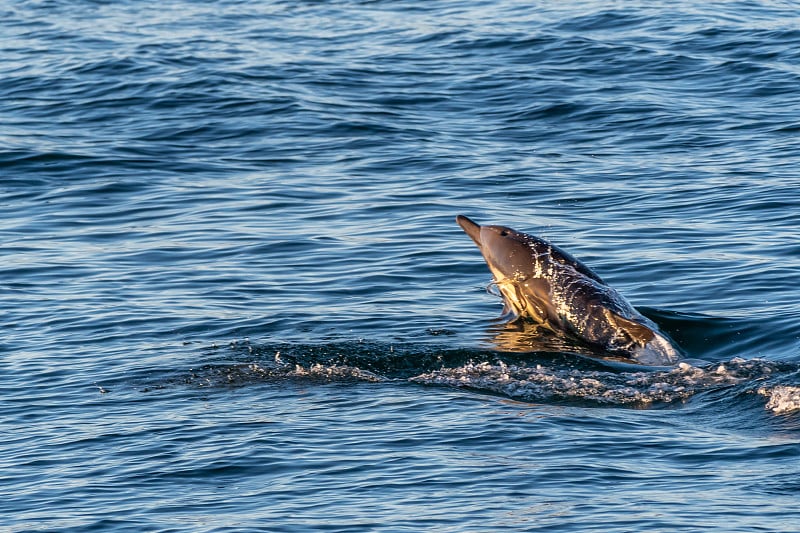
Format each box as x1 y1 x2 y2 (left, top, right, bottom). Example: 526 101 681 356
456 215 482 247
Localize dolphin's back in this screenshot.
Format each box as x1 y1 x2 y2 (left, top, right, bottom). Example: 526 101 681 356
524 234 606 285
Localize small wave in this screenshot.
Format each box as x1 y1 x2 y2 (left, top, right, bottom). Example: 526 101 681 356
147 360 385 391
139 341 799 414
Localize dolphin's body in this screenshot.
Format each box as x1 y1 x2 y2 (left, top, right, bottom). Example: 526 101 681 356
456 215 680 365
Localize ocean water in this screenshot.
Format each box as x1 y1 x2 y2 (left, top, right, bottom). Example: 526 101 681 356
2 0 800 531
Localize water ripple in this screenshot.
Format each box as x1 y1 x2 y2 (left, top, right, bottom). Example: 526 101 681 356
3 1 800 531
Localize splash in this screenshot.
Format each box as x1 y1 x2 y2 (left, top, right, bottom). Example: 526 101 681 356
171 360 385 389
411 358 799 409
760 386 800 414
412 360 732 406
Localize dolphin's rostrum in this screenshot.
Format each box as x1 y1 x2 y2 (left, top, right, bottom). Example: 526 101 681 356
456 215 680 365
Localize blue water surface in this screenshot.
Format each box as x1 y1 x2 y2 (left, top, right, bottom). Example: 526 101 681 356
2 1 800 531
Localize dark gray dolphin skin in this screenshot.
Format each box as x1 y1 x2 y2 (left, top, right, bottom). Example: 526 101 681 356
456 215 680 365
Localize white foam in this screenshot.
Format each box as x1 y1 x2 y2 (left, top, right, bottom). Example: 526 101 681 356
414 361 682 405
409 358 768 406
215 362 385 384
282 363 384 382
760 386 800 414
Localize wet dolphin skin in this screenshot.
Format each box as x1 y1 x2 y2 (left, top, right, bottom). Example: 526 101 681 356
456 215 680 365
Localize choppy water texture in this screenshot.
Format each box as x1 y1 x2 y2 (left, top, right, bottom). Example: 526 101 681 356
3 0 800 531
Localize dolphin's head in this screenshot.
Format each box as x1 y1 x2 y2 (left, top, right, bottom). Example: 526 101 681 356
456 215 542 283
456 215 553 321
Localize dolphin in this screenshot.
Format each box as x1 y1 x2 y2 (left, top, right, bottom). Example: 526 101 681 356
456 215 680 365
